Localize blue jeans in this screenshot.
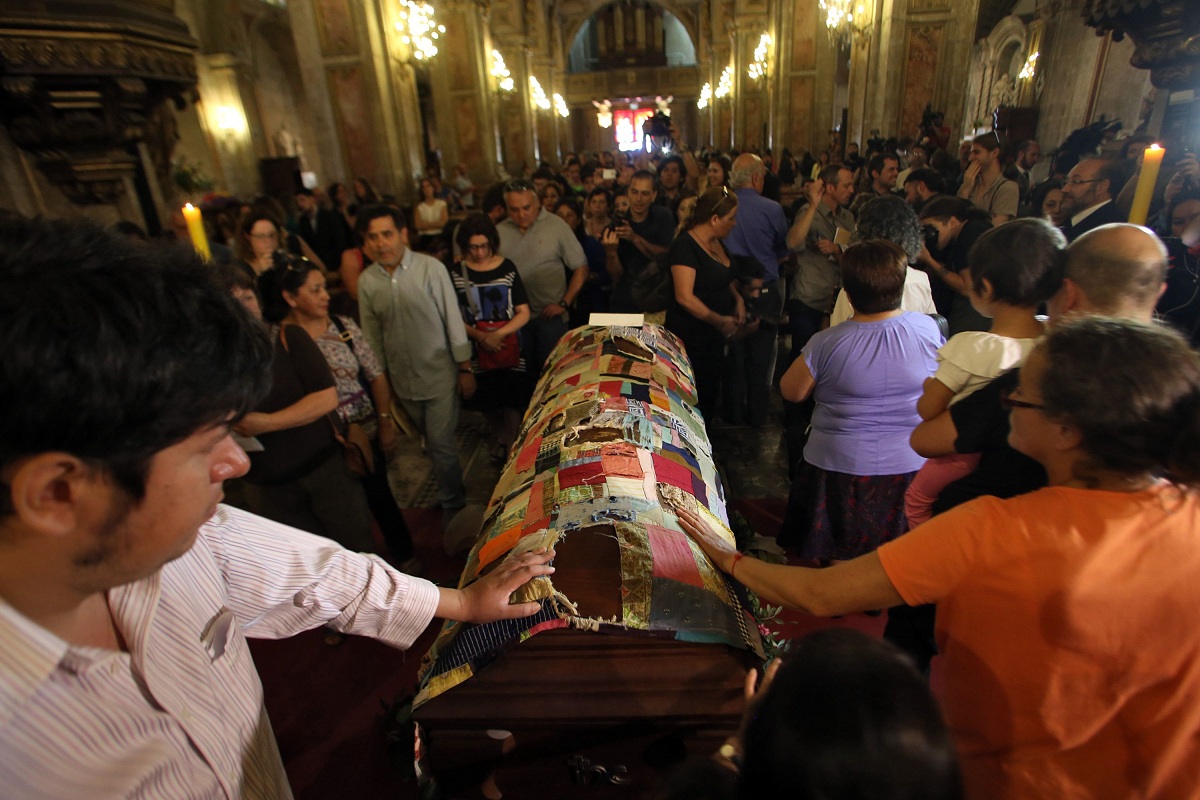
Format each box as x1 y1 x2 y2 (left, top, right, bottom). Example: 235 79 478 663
524 314 570 378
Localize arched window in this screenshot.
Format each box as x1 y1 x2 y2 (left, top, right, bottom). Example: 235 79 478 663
567 1 696 74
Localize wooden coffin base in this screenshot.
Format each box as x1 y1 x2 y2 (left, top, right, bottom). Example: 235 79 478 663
414 628 755 798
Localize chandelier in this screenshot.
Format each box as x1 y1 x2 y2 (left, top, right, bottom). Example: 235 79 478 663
396 0 444 60
696 82 712 110
820 0 871 44
1018 51 1039 81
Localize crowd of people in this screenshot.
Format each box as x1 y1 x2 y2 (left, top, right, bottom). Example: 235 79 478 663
5 114 1200 799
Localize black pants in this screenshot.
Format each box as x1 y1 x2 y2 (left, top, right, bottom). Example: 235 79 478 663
361 438 414 561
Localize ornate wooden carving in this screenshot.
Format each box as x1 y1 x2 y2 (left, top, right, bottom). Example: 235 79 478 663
0 1 197 204
1080 0 1200 89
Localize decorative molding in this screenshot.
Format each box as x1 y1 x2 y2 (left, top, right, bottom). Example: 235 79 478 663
0 5 198 204
1080 0 1199 89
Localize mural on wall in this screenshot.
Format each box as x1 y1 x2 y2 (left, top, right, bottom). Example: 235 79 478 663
900 25 944 138
792 0 816 71
328 66 378 180
315 0 356 55
787 76 815 155
453 95 484 172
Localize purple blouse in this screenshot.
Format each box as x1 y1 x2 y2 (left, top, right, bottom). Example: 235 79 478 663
802 312 943 475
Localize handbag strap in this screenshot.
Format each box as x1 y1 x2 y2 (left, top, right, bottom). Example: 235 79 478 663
458 260 480 319
279 324 348 442
328 315 375 401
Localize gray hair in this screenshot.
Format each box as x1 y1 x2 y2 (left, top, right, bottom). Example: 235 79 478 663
729 156 765 189
855 195 923 263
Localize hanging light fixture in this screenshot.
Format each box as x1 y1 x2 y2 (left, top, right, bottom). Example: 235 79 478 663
553 93 570 118
747 33 771 81
491 49 514 91
819 0 872 45
697 82 712 110
395 0 444 61
529 76 551 110
593 99 613 128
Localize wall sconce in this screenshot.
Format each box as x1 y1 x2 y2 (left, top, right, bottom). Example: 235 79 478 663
697 83 712 110
714 65 734 100
491 49 514 91
553 93 570 118
594 99 613 128
747 34 771 81
1018 51 1039 81
529 76 551 111
396 0 444 61
214 105 245 145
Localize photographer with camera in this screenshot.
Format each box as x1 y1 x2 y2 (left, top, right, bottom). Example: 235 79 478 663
916 196 992 335
605 169 677 316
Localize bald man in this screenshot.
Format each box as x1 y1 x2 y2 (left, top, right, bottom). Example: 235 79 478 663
723 153 789 426
889 223 1167 674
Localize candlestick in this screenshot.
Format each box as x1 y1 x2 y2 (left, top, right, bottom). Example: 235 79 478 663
1128 144 1165 226
181 203 212 261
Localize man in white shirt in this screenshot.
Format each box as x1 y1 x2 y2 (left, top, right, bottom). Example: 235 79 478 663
0 216 553 799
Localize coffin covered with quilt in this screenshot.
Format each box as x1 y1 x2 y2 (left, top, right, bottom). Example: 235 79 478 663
412 325 763 797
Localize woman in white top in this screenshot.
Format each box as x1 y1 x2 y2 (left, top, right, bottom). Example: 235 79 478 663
414 177 448 252
830 195 937 326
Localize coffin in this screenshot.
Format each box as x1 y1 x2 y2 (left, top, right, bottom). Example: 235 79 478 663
413 325 762 797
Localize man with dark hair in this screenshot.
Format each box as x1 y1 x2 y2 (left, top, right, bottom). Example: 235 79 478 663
1006 139 1041 203
0 216 553 797
607 169 676 315
896 142 929 187
849 153 899 217
654 155 696 217
294 186 347 270
355 205 475 517
786 164 857 361
902 168 945 211
958 133 1019 226
1059 158 1126 241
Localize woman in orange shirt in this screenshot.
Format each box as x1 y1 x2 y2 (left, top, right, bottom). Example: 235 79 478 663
678 317 1200 800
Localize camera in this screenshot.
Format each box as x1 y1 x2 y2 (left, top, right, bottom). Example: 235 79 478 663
642 111 673 152
611 209 631 228
922 224 940 254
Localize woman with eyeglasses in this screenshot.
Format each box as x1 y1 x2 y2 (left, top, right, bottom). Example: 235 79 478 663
679 316 1200 800
450 213 532 461
665 186 743 422
234 211 288 279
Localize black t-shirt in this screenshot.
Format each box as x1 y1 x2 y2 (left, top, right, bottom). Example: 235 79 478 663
611 205 677 313
246 325 338 485
664 232 735 344
944 218 993 335
932 369 1047 514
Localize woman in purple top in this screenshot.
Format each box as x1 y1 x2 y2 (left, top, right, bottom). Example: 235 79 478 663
778 240 942 560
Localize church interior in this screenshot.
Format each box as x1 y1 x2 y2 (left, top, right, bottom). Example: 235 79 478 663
4 1 1200 799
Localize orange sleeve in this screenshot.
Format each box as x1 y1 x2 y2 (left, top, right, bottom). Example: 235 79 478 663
877 496 1003 606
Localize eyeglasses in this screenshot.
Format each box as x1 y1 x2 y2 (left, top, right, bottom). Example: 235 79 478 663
1000 391 1045 411
504 179 535 194
467 243 491 252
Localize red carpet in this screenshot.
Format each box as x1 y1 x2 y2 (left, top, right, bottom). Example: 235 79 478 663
249 500 888 798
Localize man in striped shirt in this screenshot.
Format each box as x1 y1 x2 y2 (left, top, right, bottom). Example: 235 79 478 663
0 217 554 799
